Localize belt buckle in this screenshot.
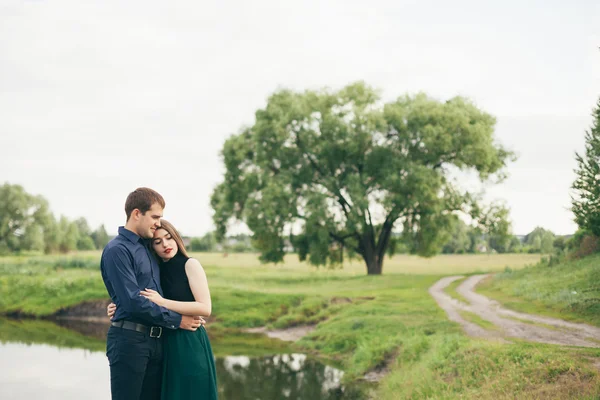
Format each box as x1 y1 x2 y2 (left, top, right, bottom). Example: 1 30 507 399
149 326 162 338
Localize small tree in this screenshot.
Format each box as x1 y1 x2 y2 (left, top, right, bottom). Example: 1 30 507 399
572 98 600 237
58 216 79 253
553 236 566 252
540 235 555 254
190 232 217 252
508 236 522 253
74 217 96 250
481 203 513 253
21 223 46 252
91 224 110 250
524 227 555 253
442 217 471 254
0 183 51 254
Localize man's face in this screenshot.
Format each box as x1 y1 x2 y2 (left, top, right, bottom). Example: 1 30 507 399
135 203 163 239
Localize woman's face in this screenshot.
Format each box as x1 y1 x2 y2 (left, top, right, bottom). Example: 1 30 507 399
152 227 178 261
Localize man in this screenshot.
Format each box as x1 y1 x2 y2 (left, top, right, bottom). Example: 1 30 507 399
101 187 203 400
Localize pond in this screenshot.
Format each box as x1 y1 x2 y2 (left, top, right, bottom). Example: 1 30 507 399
0 318 353 400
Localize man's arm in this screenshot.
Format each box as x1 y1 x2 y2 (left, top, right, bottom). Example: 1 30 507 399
103 245 182 329
140 259 211 317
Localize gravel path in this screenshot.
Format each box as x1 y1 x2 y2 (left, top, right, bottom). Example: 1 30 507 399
429 274 600 347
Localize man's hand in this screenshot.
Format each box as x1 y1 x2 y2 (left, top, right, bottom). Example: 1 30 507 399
108 302 206 331
107 303 116 320
179 315 206 331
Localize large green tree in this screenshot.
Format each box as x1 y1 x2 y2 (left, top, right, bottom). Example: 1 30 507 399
0 183 51 254
572 98 600 237
211 83 514 274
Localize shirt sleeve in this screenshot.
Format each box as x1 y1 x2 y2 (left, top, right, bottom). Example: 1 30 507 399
103 245 182 329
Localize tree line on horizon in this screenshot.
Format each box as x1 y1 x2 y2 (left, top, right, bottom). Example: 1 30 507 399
186 225 569 256
0 183 110 255
0 181 568 257
0 183 260 256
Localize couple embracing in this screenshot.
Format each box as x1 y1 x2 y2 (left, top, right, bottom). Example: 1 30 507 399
101 187 218 399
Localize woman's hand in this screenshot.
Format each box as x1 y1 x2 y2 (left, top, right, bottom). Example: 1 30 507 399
107 303 116 320
140 288 166 307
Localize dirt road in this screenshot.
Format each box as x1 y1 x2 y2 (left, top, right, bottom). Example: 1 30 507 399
429 274 600 347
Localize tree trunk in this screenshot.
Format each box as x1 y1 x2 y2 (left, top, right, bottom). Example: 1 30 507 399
363 250 384 275
359 226 387 275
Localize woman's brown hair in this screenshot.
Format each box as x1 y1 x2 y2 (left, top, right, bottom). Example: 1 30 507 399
156 219 189 258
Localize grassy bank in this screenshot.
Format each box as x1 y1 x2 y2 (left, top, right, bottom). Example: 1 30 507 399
477 253 600 327
0 317 106 352
0 317 293 358
2 252 599 399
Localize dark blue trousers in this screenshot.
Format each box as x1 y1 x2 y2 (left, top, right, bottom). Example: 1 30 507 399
106 325 164 400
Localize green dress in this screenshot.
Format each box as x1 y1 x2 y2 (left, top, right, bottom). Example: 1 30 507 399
160 253 218 400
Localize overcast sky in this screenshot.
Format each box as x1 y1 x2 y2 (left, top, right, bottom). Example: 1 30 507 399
1 0 599 236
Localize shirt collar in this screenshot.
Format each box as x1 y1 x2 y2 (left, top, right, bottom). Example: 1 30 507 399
118 226 144 244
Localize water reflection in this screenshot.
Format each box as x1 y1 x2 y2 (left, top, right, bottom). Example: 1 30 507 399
217 353 345 400
0 342 110 400
0 318 349 400
53 318 109 340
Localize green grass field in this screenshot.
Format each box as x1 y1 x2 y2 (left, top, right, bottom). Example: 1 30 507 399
443 276 470 304
3 251 600 399
195 252 541 275
477 253 600 327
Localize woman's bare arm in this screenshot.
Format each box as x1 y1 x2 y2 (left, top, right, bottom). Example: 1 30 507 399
157 258 211 317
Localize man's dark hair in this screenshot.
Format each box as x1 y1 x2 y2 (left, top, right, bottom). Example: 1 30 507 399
125 188 165 221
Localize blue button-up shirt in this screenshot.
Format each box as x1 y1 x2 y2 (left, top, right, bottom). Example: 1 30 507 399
100 226 181 329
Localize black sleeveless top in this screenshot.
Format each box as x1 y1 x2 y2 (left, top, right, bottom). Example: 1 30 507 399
160 252 195 302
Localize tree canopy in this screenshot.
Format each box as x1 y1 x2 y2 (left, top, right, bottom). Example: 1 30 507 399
0 183 110 254
0 183 51 253
572 97 600 238
211 82 514 274
523 226 556 254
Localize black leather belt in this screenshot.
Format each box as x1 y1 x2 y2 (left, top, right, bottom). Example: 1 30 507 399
111 320 163 338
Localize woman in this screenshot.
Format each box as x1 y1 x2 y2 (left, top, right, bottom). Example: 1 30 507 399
107 220 217 400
